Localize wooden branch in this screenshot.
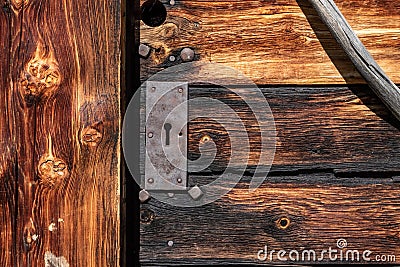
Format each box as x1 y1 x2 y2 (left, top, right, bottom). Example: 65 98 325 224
308 0 400 122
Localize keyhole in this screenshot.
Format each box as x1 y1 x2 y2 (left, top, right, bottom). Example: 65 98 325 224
164 123 172 146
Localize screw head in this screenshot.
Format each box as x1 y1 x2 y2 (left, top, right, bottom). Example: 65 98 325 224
188 185 203 200
148 132 154 138
177 87 183 93
138 43 151 58
180 48 195 62
139 189 151 203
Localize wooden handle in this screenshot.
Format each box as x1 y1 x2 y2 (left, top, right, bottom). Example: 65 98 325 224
308 0 400 121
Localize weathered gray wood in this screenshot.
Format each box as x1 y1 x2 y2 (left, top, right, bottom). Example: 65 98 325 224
187 86 400 174
140 174 400 265
308 0 400 121
139 85 400 180
139 85 400 264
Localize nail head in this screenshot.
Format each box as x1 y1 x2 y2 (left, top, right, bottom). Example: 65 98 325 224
180 48 195 62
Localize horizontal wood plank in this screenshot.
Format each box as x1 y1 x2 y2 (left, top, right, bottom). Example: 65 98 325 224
187 86 400 173
140 174 400 265
140 0 400 84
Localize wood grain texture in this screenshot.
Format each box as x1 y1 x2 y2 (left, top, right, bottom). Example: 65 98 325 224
140 85 400 264
1 0 121 266
187 86 400 173
140 174 400 265
0 2 16 267
140 0 400 84
308 0 400 122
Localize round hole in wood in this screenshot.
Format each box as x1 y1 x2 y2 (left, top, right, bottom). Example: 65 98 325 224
200 134 211 144
276 217 290 230
141 0 167 27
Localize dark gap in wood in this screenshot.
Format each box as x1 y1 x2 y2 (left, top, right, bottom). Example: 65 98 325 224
15 1 26 264
122 0 140 266
189 84 400 88
190 168 400 179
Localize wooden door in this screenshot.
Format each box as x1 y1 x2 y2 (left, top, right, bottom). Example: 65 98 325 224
139 0 400 265
0 0 121 266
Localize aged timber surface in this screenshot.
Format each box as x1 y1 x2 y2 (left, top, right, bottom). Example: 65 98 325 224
140 85 400 265
0 0 121 266
140 175 400 266
140 0 400 84
0 2 15 267
139 0 400 266
188 86 400 173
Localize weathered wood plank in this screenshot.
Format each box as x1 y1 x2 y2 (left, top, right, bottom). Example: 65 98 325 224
188 86 400 173
140 0 400 84
140 174 400 265
4 0 121 266
8 0 41 264
308 0 400 122
0 3 16 266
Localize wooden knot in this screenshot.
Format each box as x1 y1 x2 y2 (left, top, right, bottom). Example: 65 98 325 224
2 2 11 13
20 59 60 102
10 0 30 12
140 208 155 224
81 123 103 147
276 216 290 230
23 222 38 251
152 43 169 64
38 157 68 187
159 23 179 39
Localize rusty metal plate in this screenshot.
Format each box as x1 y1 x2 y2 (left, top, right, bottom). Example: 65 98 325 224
145 81 188 191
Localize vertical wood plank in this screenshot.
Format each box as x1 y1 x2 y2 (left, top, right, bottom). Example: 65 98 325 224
7 0 36 265
0 2 16 266
5 0 121 265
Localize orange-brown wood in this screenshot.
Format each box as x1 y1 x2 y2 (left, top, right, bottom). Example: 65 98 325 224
0 0 121 265
140 0 400 84
0 3 16 266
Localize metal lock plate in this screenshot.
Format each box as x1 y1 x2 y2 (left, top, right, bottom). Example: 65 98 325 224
145 81 188 191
